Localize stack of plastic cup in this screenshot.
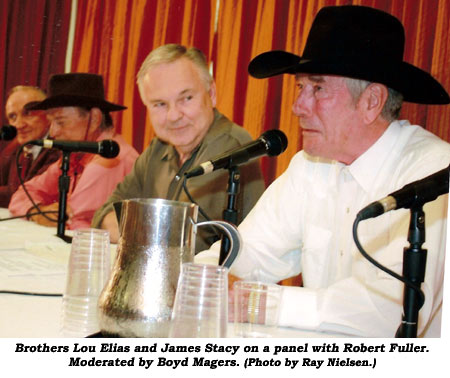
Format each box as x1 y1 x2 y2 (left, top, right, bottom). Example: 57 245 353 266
169 263 228 338
61 228 110 337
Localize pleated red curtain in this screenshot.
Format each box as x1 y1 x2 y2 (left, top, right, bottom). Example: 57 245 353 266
69 0 450 186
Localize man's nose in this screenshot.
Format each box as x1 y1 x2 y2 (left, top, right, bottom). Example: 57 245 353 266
167 103 182 122
50 122 61 137
292 88 313 118
12 113 27 129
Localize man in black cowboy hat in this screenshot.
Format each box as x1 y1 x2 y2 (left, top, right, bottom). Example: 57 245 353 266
8 73 138 229
198 5 450 337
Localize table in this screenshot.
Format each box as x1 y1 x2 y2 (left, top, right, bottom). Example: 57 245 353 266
0 208 346 338
0 208 70 337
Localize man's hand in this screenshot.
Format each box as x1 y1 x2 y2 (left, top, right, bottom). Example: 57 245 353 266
28 203 59 227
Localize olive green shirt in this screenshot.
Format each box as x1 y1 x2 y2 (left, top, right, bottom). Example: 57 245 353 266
92 109 265 252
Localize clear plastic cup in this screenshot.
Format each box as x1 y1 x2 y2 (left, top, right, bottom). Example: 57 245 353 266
233 281 282 337
169 263 228 338
61 228 110 337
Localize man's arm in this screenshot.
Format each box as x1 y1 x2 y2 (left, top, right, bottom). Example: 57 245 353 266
91 146 149 229
217 152 449 337
8 161 60 217
100 210 120 243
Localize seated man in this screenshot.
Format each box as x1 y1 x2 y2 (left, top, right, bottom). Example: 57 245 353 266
92 44 265 251
198 5 450 337
0 86 60 207
9 73 139 229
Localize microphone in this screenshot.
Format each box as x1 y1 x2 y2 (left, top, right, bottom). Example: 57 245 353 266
27 139 120 158
185 129 288 178
357 165 450 220
1 125 17 141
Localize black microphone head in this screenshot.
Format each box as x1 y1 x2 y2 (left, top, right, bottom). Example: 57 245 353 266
261 129 288 156
1 125 17 141
99 140 120 158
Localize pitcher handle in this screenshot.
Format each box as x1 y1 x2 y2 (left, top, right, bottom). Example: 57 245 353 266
196 220 242 269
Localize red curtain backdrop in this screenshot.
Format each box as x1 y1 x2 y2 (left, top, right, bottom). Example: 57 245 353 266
69 0 450 187
0 0 72 123
2 0 449 186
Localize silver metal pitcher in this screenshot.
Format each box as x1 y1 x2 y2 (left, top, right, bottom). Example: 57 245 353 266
97 198 241 337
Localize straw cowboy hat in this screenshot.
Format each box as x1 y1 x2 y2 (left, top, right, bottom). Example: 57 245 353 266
28 73 126 111
248 5 449 105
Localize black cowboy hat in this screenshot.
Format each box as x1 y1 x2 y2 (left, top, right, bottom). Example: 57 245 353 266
248 5 449 105
27 73 127 111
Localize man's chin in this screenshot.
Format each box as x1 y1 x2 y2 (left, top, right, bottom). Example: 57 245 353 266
17 137 29 145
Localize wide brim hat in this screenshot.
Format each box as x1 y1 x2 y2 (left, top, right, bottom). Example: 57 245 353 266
248 5 449 105
27 73 126 111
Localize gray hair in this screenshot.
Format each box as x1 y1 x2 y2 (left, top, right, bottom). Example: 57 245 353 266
76 107 112 130
136 44 212 92
7 85 46 100
345 78 403 122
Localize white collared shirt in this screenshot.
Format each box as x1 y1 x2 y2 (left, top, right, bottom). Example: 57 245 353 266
197 120 450 337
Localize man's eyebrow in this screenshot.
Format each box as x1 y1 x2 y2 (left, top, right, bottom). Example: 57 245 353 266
48 114 67 121
295 74 325 83
148 88 194 103
308 75 325 83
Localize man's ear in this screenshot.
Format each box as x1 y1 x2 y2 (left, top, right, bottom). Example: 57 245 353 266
359 83 388 124
89 107 104 130
209 81 217 107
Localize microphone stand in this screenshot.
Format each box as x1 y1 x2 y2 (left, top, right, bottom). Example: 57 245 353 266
219 166 240 265
56 151 72 243
395 204 427 338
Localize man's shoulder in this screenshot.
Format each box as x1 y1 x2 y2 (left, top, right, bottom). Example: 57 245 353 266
111 133 139 155
386 124 450 185
1 140 19 158
401 124 450 160
208 110 253 145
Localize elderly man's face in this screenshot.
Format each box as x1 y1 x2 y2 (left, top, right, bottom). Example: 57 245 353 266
47 107 98 141
5 89 49 144
292 74 365 165
139 57 216 162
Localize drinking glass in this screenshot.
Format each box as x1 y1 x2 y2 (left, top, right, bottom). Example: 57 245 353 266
61 228 110 337
169 263 228 337
233 281 282 337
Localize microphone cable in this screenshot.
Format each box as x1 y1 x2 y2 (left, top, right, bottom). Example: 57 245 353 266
1 143 64 298
14 143 58 223
0 290 62 297
182 174 212 221
182 174 224 242
352 215 425 308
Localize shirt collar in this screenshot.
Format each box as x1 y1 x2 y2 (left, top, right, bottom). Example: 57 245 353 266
25 131 52 159
348 120 407 193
